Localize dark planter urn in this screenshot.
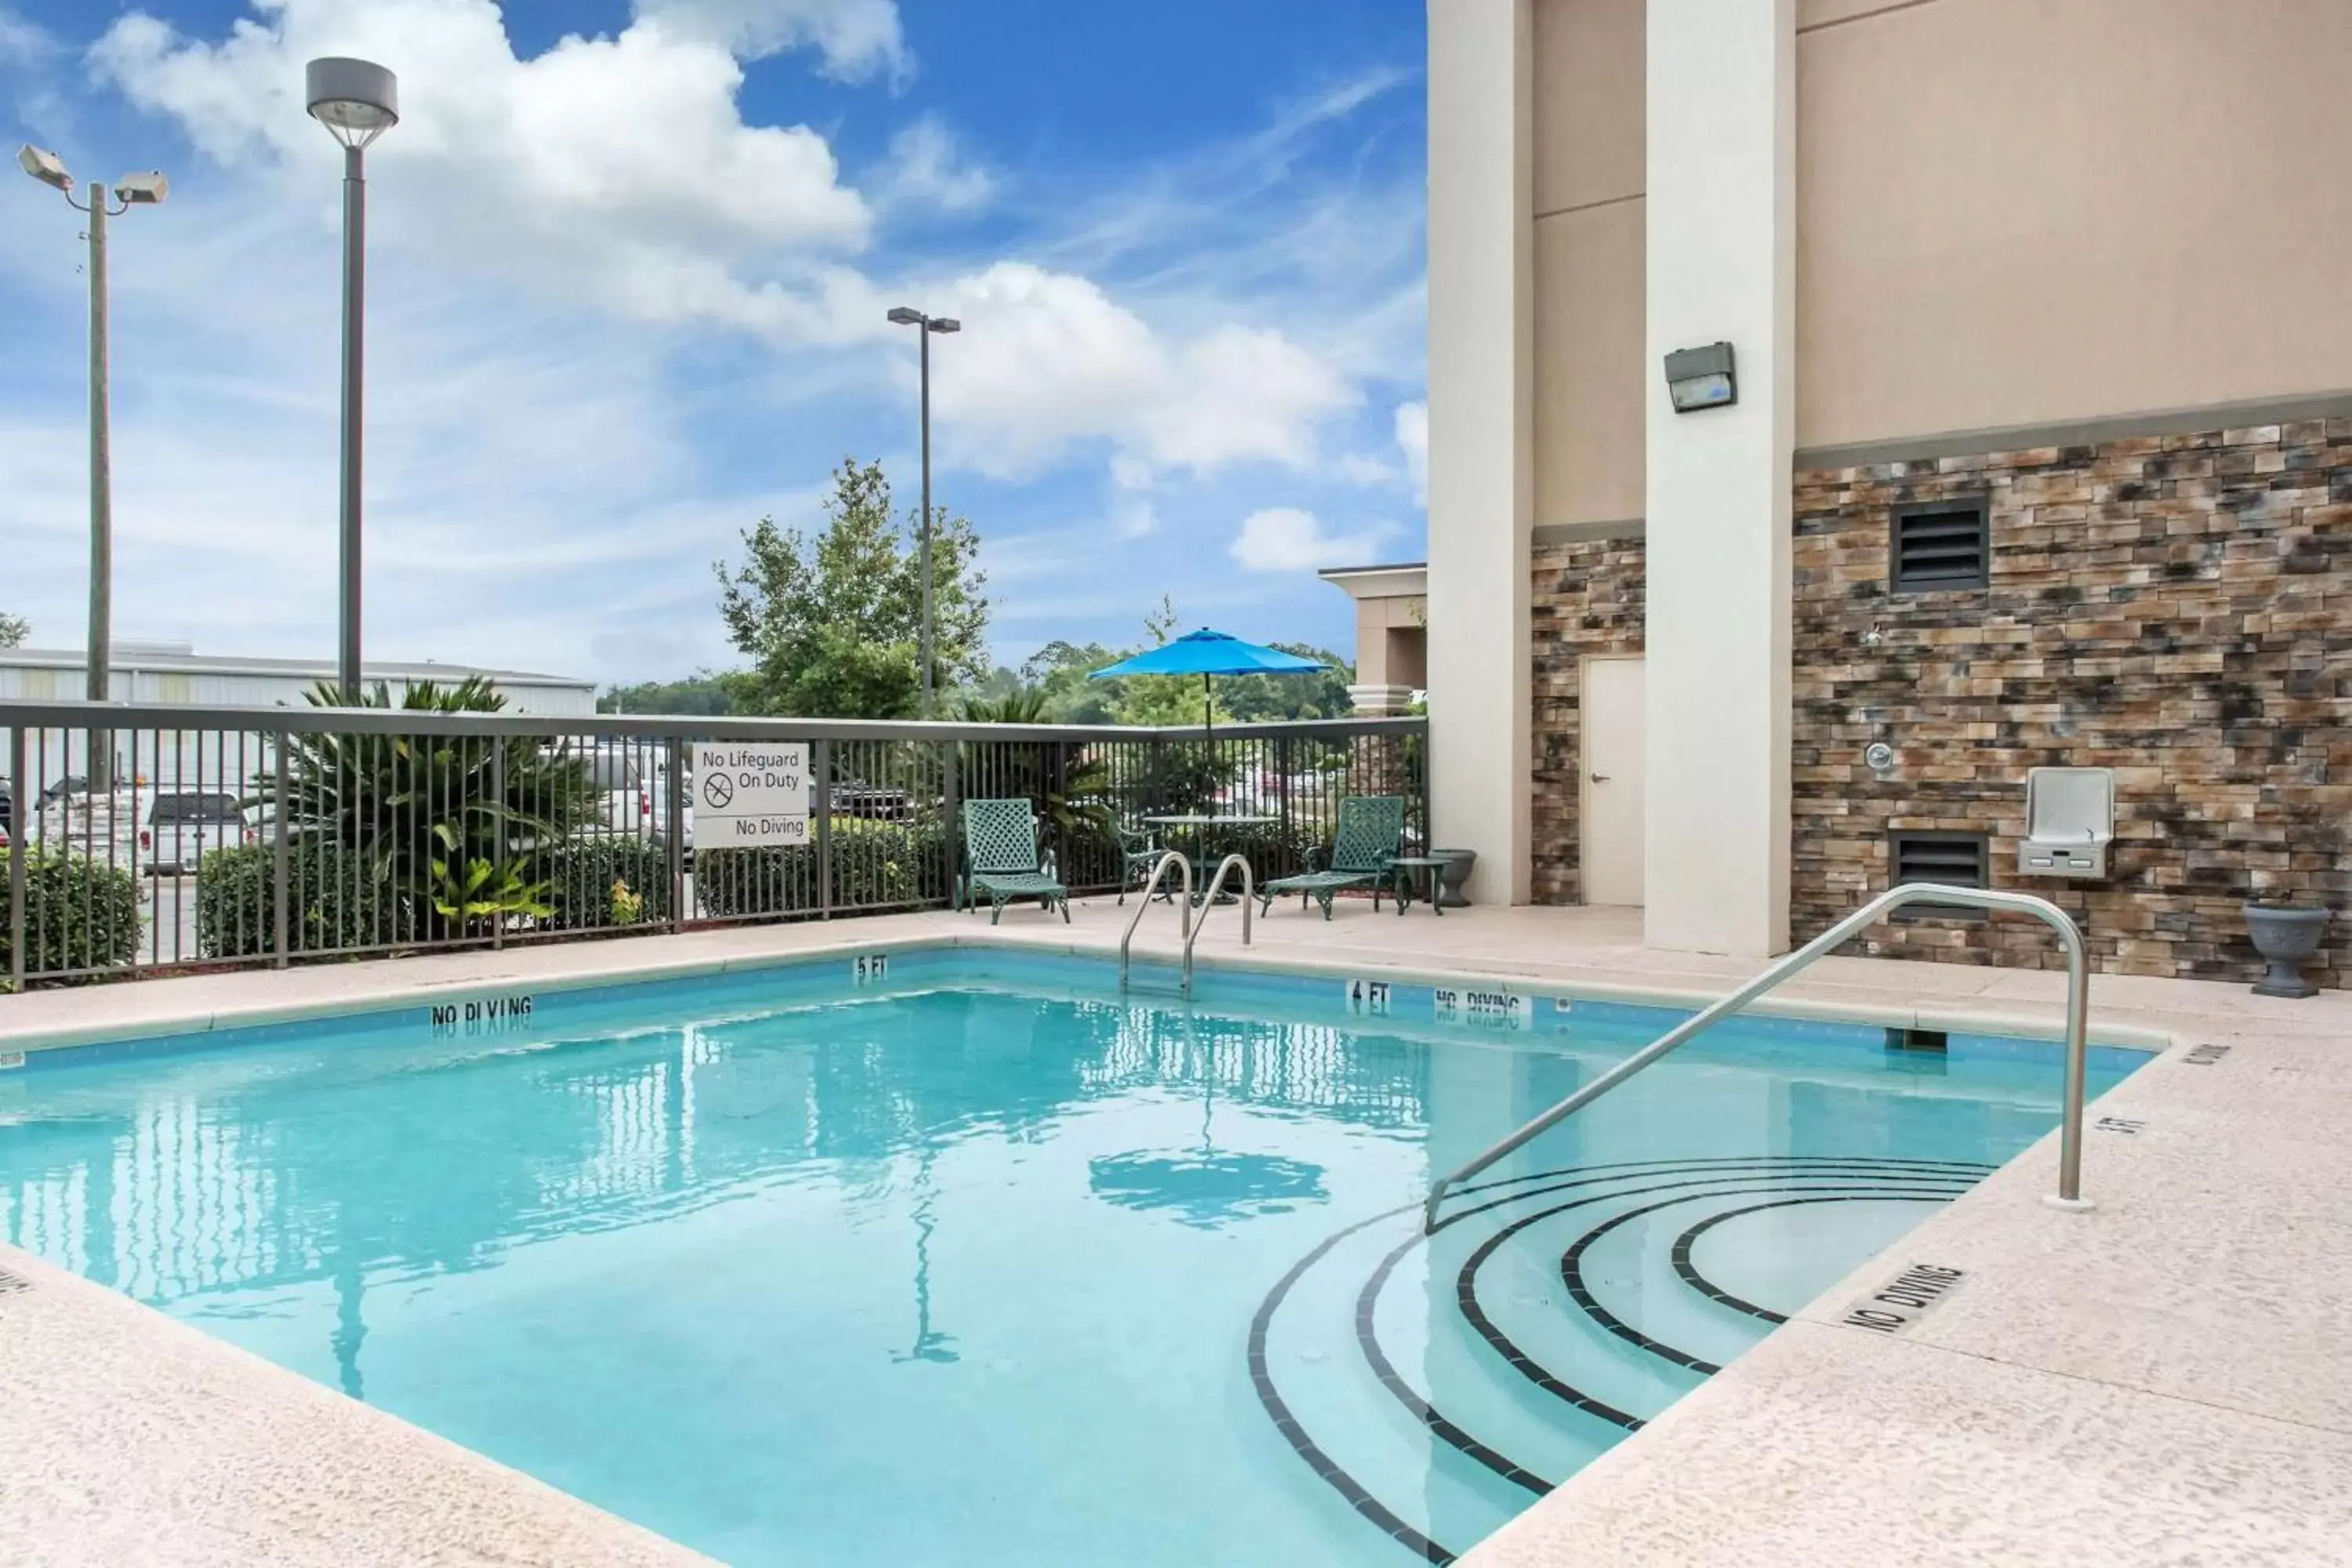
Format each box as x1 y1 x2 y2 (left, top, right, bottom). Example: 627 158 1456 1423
2244 903 2330 999
1431 848 1477 909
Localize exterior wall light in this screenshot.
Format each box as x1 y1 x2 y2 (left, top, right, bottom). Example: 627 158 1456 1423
1664 341 1737 412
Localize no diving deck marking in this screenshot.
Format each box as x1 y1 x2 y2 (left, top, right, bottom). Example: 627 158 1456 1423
2184 1043 2231 1065
1840 1262 1965 1334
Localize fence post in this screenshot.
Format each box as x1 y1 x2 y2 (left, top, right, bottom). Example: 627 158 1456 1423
272 733 289 968
942 735 960 909
1276 735 1293 878
815 738 833 919
7 724 24 993
488 737 506 951
666 735 687 934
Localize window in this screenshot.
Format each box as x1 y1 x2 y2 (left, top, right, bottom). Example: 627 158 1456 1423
149 792 243 823
586 755 641 790
1891 496 1990 590
1889 830 1990 917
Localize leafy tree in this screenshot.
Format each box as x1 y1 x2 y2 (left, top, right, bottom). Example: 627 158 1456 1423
0 610 27 648
716 458 988 718
1215 642 1355 722
599 673 735 715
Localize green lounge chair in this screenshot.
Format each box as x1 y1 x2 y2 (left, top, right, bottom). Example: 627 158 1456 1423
1259 795 1406 920
958 798 1069 925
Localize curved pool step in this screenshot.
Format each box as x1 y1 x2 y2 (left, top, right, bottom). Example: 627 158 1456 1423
1250 1154 1993 1564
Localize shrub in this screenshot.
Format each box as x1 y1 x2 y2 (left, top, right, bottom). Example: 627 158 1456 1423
697 817 946 916
195 840 391 959
1 849 143 982
543 837 675 931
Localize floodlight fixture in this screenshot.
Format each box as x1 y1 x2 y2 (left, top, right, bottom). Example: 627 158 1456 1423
17 143 71 193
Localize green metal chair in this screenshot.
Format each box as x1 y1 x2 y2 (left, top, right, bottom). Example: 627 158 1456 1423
1114 822 1172 905
958 798 1070 924
1259 796 1406 920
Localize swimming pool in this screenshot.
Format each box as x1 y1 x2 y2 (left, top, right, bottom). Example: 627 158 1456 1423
0 949 2144 1565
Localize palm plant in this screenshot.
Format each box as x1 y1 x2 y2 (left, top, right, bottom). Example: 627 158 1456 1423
959 685 1115 858
256 678 597 942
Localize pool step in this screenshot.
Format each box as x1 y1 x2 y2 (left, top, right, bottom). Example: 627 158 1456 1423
1250 1154 1991 1564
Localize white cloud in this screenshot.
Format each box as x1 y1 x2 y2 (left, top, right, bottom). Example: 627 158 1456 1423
633 0 909 82
1394 399 1427 506
93 0 871 331
917 263 1356 481
874 115 993 215
1335 451 1396 485
0 5 53 65
1229 507 1391 573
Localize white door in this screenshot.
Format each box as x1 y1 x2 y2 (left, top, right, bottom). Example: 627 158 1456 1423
1581 656 1646 907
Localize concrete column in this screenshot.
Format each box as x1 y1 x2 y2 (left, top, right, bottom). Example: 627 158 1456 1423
1425 0 1534 904
1642 0 1795 955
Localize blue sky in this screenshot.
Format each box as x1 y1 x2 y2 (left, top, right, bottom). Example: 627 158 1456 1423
0 1 1427 686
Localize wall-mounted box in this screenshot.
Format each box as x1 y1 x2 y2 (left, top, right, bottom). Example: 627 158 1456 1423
2018 767 2114 880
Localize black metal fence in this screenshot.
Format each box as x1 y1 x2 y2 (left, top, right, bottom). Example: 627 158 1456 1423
0 702 1428 988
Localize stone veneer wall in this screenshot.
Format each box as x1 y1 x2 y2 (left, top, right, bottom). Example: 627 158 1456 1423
1528 417 2352 987
1530 538 1646 904
1792 418 2352 986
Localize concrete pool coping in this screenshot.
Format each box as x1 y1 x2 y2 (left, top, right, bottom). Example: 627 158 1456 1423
5 899 2350 1566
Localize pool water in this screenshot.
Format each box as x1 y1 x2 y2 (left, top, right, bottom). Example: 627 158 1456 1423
0 952 2143 1566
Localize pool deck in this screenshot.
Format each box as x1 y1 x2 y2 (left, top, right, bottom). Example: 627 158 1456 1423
5 898 2351 1566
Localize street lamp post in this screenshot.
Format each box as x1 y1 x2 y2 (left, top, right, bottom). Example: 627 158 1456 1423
304 57 399 703
18 145 169 790
886 306 960 718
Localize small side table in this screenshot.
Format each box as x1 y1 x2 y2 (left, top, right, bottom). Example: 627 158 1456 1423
1388 856 1451 916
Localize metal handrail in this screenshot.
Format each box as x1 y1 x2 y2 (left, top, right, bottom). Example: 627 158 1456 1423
1119 851 1193 992
1182 854 1255 993
1422 883 2094 1232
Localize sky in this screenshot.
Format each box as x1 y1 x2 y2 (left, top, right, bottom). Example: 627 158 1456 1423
0 0 1428 688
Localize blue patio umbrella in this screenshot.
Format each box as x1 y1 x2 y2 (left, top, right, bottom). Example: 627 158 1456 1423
1089 628 1327 738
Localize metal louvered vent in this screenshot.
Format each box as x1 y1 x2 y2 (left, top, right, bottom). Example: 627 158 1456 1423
1889 830 1990 917
1891 497 1990 590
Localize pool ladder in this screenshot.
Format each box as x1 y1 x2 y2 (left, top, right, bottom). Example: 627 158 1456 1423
1421 883 2096 1232
1119 851 1254 997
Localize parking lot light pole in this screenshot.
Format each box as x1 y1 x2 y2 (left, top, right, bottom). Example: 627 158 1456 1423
19 145 169 789
304 57 400 702
886 307 960 718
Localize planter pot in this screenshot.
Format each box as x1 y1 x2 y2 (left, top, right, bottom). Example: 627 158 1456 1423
2244 903 2330 999
1431 848 1477 909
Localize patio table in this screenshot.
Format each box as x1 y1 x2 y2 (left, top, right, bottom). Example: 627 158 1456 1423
1142 814 1276 902
1387 855 1451 916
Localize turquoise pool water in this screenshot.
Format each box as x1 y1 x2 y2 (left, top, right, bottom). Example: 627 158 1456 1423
0 951 2144 1565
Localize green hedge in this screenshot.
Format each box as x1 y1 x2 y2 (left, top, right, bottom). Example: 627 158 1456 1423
195 840 393 959
543 837 675 931
697 817 946 917
1 850 143 982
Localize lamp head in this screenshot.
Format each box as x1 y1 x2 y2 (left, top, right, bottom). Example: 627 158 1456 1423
305 57 400 149
16 143 71 193
927 317 961 335
886 307 924 327
114 171 169 205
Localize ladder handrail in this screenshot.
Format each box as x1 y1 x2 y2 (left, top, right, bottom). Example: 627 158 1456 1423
1120 851 1194 992
1421 883 2092 1232
1183 854 1254 993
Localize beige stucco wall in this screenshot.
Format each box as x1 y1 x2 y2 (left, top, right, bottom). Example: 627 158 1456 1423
1531 0 1646 529
1528 0 2352 482
1795 0 2352 449
1354 596 1428 687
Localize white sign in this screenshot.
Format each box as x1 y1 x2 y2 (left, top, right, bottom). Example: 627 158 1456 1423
691 742 811 845
1432 984 1529 1030
1342 978 1392 1017
853 953 889 985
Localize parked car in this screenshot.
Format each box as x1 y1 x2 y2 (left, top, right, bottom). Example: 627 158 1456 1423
141 790 260 876
561 744 680 843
